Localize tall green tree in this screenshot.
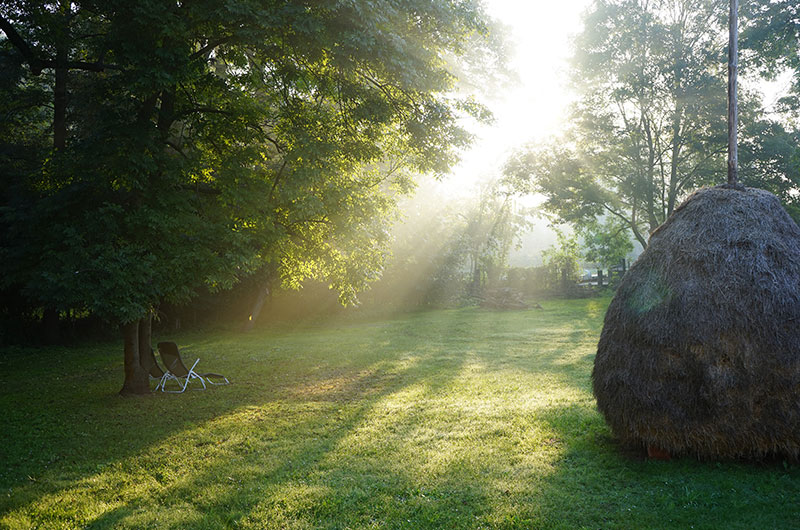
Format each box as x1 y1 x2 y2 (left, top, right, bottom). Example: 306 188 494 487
742 1 800 105
0 1 505 393
458 182 527 295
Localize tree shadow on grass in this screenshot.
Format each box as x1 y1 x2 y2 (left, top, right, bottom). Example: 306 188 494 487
81 346 473 528
81 312 603 528
1 307 480 527
1 301 608 528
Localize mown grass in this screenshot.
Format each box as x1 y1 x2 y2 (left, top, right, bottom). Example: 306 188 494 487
2 298 800 529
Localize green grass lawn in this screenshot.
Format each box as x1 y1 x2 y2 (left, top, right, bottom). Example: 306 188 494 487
2 298 800 529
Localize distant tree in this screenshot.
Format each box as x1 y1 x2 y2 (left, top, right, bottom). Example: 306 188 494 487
362 176 530 308
578 217 634 270
739 1 800 221
361 183 472 308
0 1 505 393
542 229 582 293
458 183 529 295
742 1 800 105
739 120 800 221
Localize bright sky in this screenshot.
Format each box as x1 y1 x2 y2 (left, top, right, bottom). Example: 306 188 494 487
443 0 593 193
447 0 794 194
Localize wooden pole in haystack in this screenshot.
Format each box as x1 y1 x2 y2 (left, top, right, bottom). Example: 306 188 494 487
727 0 739 187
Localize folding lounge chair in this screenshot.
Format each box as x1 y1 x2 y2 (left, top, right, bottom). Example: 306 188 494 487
141 346 165 380
155 341 229 393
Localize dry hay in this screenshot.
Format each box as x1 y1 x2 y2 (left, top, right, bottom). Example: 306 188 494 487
593 186 800 459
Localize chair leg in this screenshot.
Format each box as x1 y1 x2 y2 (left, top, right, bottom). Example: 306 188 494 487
158 359 211 393
155 373 169 392
205 374 230 385
186 359 206 390
161 373 187 393
179 373 190 393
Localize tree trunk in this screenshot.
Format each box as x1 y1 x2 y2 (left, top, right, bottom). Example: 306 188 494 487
642 114 659 231
667 104 683 216
629 201 648 248
468 252 482 296
42 307 60 344
53 46 67 151
243 283 270 332
119 320 150 395
42 41 68 347
667 22 686 218
138 313 152 369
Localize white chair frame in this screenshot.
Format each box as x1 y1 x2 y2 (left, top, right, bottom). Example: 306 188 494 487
154 358 207 393
204 373 230 385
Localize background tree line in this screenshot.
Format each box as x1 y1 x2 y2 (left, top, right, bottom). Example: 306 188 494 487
504 0 800 245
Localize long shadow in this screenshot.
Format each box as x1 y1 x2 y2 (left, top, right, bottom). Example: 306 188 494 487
235 303 604 528
84 332 473 528
135 306 604 528
2 300 609 527
0 324 410 513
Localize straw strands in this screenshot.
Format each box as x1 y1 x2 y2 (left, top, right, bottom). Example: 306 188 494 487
594 186 800 459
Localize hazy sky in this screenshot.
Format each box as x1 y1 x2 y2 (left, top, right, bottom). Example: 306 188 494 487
446 0 794 195
443 0 593 194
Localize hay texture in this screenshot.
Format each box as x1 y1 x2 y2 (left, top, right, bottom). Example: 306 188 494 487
594 186 800 459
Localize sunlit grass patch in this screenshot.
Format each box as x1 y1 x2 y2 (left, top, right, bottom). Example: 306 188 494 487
3 297 800 528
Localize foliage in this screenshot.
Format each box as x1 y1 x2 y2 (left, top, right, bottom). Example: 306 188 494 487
6 300 800 527
740 1 800 222
505 266 564 296
456 182 530 294
742 0 800 106
504 0 729 248
739 120 800 221
0 0 505 330
358 184 473 309
577 217 634 269
361 178 530 309
541 228 582 290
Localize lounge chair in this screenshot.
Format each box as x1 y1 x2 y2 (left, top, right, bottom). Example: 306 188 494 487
154 341 229 393
141 347 165 379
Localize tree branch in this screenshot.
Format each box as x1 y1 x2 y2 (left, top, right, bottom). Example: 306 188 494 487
38 58 121 72
269 159 289 202
0 14 120 74
602 203 647 248
165 140 188 159
0 14 43 73
191 36 233 61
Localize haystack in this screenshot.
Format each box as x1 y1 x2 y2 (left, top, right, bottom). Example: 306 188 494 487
594 185 800 459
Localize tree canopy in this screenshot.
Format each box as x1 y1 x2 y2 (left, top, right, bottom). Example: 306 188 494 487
0 0 505 392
